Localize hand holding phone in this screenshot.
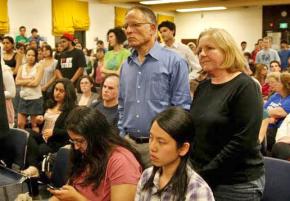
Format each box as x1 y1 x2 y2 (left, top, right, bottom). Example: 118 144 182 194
47 184 60 191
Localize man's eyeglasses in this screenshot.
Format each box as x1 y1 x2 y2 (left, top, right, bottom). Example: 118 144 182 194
69 138 86 145
122 22 152 30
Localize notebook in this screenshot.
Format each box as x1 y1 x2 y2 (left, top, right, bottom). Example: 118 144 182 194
0 164 27 187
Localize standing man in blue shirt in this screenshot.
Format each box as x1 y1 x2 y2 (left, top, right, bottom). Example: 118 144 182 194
278 40 290 71
118 6 191 167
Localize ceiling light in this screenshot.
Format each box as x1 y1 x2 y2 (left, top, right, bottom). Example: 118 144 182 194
140 0 198 5
177 6 227 12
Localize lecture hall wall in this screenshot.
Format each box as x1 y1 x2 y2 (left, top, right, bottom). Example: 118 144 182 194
7 0 262 51
175 6 263 51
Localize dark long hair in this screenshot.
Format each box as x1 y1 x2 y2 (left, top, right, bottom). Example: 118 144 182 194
65 106 143 190
3 36 14 45
143 107 195 201
42 44 53 57
45 78 77 111
25 47 38 64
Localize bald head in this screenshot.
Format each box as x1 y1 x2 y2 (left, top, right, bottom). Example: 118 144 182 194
102 75 119 106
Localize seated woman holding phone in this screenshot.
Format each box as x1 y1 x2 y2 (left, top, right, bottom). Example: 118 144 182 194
48 106 143 201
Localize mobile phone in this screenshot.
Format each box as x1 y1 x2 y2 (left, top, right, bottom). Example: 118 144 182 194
47 184 60 190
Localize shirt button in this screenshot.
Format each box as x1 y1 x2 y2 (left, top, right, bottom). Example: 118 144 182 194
136 114 139 118
138 72 141 75
137 86 141 89
137 100 140 103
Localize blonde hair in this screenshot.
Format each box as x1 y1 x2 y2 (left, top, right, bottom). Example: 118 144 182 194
280 72 290 95
197 28 247 73
266 72 281 83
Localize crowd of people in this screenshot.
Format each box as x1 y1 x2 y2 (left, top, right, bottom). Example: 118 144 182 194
1 4 290 201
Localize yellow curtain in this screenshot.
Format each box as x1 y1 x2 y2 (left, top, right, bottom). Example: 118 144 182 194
0 0 9 34
52 0 90 36
115 7 128 28
52 0 74 36
72 1 90 31
157 14 174 25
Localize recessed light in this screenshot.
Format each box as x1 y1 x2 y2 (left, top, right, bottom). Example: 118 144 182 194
177 6 227 12
140 0 198 5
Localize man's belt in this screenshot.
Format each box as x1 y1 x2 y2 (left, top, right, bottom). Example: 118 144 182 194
128 133 149 144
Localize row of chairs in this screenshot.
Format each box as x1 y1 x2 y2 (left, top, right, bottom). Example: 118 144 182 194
0 128 290 200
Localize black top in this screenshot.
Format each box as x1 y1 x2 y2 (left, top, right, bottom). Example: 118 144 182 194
190 73 264 188
3 53 16 68
46 110 71 151
56 48 86 80
90 101 118 127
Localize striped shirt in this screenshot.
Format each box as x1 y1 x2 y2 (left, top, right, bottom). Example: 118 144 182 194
135 165 215 201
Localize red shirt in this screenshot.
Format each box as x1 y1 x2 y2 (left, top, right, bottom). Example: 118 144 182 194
262 83 270 97
95 61 104 85
73 146 142 201
251 49 260 63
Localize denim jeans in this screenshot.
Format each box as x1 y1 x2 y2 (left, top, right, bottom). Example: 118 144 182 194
213 174 265 201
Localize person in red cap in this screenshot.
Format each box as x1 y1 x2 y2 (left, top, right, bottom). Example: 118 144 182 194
55 33 86 85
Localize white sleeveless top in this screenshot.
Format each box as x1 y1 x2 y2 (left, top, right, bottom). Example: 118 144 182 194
20 63 42 100
42 109 61 135
40 59 58 87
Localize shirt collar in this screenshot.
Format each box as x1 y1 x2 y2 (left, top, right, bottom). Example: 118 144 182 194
129 42 162 62
165 41 178 49
152 168 172 194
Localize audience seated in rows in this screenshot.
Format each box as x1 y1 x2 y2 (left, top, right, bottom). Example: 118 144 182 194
2 8 290 200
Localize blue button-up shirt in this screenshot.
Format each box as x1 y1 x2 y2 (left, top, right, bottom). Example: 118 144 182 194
118 42 191 137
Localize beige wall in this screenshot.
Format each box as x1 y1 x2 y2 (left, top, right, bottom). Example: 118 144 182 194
175 6 263 51
8 0 54 45
7 1 263 51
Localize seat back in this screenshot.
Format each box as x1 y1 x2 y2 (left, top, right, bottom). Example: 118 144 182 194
51 145 71 187
0 128 29 169
262 157 290 201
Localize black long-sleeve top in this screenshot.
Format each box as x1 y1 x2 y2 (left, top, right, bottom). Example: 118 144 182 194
46 110 70 151
190 73 264 188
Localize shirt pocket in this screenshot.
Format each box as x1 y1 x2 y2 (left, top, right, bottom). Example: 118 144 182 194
150 71 170 101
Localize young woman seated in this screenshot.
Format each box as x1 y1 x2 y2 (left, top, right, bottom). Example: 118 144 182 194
135 107 214 201
22 78 77 177
48 106 143 201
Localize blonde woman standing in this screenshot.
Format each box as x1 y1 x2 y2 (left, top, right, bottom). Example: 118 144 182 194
190 28 264 201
